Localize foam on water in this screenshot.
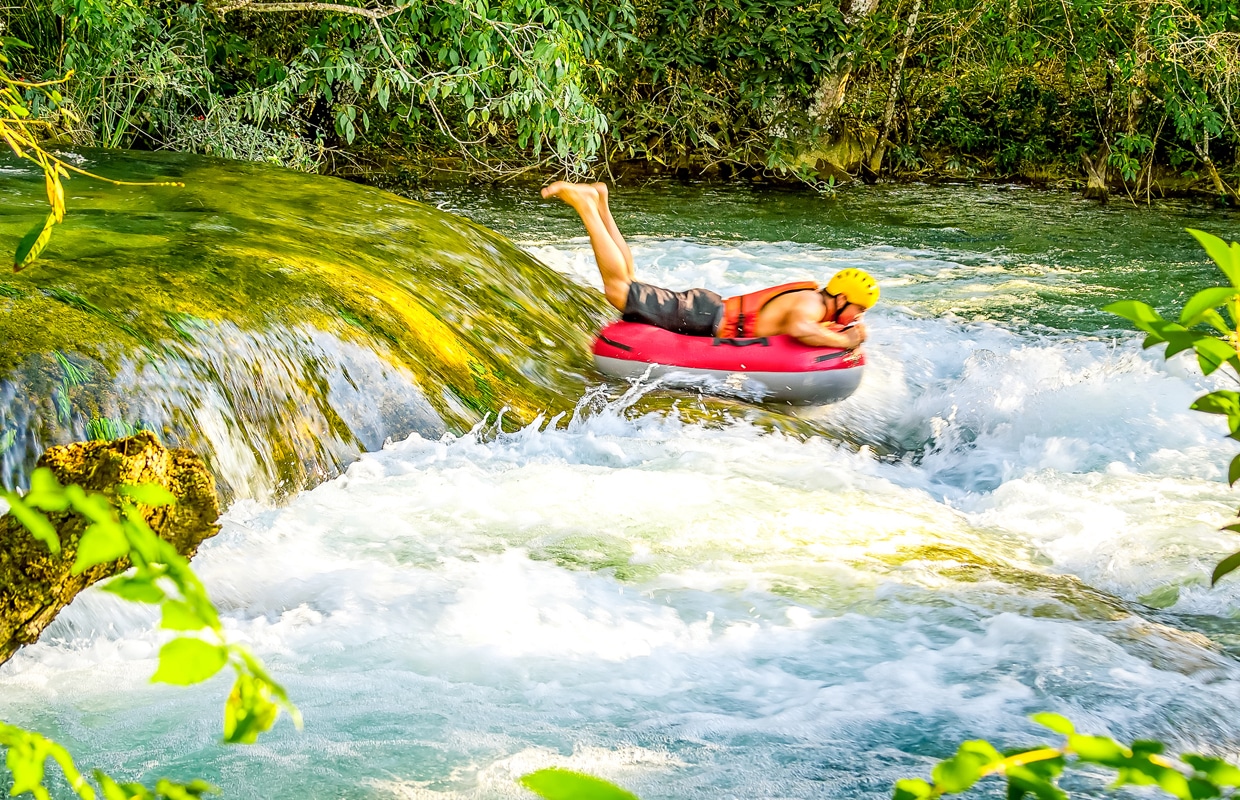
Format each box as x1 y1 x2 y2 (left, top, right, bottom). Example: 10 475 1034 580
3 212 1240 798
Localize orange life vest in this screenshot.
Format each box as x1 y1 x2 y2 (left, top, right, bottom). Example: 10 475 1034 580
717 281 820 338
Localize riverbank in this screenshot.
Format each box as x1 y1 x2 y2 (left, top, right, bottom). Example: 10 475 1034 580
341 145 1239 207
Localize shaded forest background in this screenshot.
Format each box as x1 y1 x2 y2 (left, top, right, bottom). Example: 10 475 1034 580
2 0 1238 198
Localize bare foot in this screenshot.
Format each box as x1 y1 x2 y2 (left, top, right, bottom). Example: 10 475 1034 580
591 182 610 209
540 180 600 213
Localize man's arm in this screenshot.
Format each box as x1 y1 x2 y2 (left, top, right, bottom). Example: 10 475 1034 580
783 295 867 348
787 321 866 348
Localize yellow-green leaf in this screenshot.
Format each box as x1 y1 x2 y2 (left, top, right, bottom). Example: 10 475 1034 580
519 769 640 800
1031 712 1075 735
224 673 281 744
151 637 227 685
71 521 130 573
118 483 178 507
14 212 56 271
161 599 208 631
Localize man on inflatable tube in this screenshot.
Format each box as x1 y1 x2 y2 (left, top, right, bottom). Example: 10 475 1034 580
541 181 879 347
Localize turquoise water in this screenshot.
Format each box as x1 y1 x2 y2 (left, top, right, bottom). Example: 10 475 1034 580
2 178 1240 799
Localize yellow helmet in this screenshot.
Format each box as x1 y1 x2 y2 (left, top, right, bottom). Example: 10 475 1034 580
826 268 880 309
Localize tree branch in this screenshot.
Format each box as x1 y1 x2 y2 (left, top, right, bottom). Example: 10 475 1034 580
212 0 406 19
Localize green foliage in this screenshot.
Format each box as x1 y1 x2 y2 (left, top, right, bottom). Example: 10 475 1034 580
894 713 1240 799
4 0 608 173
1 467 302 798
519 769 641 800
1105 229 1240 583
567 0 849 173
6 0 1237 182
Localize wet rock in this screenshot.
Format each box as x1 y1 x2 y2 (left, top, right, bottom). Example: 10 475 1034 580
0 432 219 666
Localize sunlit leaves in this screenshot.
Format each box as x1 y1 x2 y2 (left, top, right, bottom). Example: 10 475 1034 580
893 714 1240 800
1106 231 1240 586
14 213 56 271
152 638 228 686
1187 229 1240 289
519 768 640 800
1005 755 1066 800
894 778 936 800
224 673 281 745
103 573 168 603
0 491 60 552
160 599 209 631
71 519 130 573
933 741 1004 793
1030 713 1074 735
1 38 182 269
118 483 178 507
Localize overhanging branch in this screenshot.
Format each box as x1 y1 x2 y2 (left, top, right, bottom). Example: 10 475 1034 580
211 0 406 19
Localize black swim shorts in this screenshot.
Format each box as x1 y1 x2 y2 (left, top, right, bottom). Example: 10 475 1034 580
622 281 724 337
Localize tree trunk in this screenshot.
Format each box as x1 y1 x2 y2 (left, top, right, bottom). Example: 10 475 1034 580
1082 146 1110 201
811 0 881 123
866 0 921 177
0 433 220 666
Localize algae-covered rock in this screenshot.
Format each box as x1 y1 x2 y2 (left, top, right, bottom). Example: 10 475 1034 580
0 432 219 666
0 149 611 500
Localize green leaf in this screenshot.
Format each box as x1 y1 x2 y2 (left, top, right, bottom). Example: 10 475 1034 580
1190 337 1240 375
1158 767 1195 800
1068 734 1127 766
161 599 208 631
151 637 227 685
1181 288 1240 326
118 483 177 507
25 467 69 511
1182 755 1240 787
518 769 640 800
224 672 281 744
103 573 166 604
1006 766 1067 800
1228 454 1240 487
3 491 60 553
1103 300 1165 329
71 520 130 573
1191 391 1240 415
14 212 55 271
1187 229 1240 288
894 778 935 800
1211 550 1240 586
932 740 1000 794
1030 713 1075 735
95 771 138 800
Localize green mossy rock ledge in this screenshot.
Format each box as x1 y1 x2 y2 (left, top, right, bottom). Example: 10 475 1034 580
0 432 219 666
0 150 610 500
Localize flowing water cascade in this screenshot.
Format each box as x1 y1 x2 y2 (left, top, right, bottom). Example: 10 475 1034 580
0 150 610 501
2 169 1240 798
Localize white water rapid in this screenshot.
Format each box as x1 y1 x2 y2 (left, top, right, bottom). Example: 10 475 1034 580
3 187 1239 799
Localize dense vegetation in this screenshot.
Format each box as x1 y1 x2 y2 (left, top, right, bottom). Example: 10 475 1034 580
3 0 1238 196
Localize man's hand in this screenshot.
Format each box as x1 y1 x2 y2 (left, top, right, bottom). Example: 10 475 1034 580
845 322 867 348
788 320 867 349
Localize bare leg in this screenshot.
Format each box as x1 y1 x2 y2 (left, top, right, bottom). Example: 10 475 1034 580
541 181 631 310
592 182 635 279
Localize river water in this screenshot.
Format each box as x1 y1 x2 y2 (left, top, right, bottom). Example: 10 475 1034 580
3 182 1240 798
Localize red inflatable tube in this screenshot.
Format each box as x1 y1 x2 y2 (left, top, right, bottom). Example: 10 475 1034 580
591 321 865 404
